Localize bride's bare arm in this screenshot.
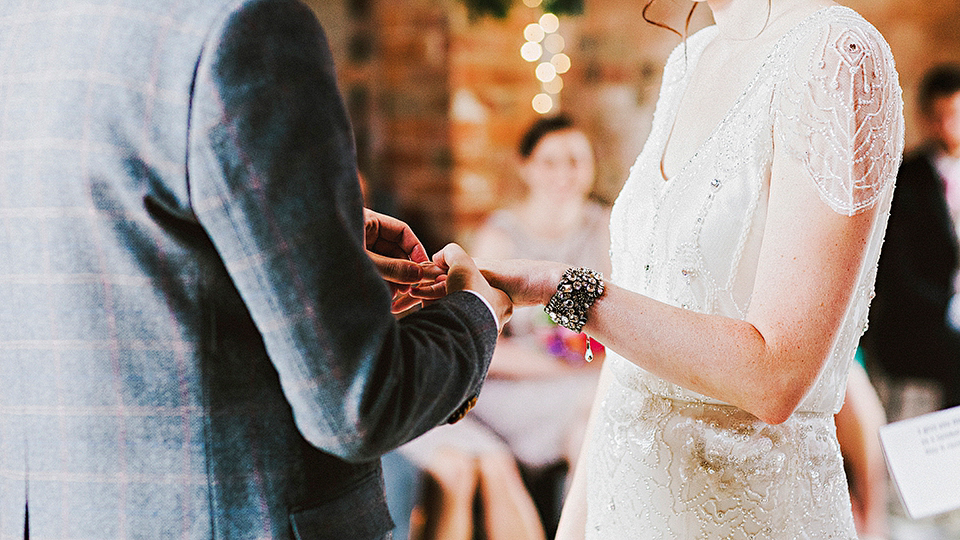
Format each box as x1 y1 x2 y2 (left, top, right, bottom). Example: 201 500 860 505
481 150 878 425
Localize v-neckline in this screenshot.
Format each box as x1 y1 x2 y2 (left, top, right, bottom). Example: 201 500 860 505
657 5 841 183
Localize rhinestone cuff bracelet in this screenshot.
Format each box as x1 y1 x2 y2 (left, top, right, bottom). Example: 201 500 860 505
545 267 605 334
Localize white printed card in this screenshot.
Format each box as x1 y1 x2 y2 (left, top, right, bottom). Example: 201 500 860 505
878 405 960 519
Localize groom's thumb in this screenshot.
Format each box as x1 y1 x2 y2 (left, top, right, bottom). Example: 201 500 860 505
433 243 477 292
368 251 423 285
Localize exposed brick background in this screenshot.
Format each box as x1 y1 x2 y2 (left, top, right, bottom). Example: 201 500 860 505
308 0 960 248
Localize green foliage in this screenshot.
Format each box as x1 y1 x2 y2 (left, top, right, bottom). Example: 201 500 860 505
460 0 584 19
543 0 583 16
463 0 510 18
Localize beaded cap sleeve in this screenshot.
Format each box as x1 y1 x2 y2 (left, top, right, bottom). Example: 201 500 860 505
774 11 903 216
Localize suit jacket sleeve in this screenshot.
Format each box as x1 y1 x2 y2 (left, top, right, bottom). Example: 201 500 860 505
866 150 960 369
185 0 497 463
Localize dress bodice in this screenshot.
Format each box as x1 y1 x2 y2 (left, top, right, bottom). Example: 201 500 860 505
606 5 904 414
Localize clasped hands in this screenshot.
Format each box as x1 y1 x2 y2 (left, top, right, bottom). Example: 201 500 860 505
363 209 515 327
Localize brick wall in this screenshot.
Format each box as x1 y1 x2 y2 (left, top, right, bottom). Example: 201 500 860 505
308 0 960 243
311 0 456 252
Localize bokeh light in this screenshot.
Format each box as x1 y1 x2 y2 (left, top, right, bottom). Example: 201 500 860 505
539 13 560 33
544 33 565 54
551 53 571 74
536 62 557 82
524 23 545 43
543 76 563 94
521 42 543 62
532 93 554 114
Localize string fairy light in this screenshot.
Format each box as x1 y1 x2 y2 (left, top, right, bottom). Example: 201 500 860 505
520 10 568 114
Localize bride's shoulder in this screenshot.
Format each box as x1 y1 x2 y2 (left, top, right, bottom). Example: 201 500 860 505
792 5 895 63
773 4 904 216
779 5 900 99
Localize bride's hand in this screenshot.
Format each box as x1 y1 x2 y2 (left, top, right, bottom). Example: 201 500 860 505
475 258 569 307
408 244 513 329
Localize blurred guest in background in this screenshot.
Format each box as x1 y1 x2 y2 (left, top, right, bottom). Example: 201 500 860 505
836 361 890 540
862 63 960 415
385 115 611 540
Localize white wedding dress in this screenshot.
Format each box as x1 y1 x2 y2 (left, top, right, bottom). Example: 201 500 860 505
587 6 903 538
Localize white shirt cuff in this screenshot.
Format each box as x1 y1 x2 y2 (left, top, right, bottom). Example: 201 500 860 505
464 290 501 332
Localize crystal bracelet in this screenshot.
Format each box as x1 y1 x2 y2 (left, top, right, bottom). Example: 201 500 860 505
545 267 605 361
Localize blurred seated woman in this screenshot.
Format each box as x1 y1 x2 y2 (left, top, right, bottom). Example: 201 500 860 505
390 114 611 540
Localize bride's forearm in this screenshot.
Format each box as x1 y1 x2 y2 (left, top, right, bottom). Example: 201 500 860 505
581 283 816 425
479 258 832 423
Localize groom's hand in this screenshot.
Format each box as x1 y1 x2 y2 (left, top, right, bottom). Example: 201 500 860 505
363 208 427 264
412 243 512 330
363 208 442 312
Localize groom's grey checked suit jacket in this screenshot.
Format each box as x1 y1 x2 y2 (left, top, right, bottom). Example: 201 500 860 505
0 1 497 539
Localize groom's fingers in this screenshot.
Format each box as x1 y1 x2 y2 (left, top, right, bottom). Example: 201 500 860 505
364 209 429 263
427 244 512 329
429 244 484 297
431 243 471 275
368 251 423 285
410 275 448 300
418 261 445 282
391 292 422 314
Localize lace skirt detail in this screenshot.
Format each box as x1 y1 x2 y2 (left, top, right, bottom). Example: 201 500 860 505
586 365 857 539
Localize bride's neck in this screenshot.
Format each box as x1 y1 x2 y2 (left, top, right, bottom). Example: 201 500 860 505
706 0 827 41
